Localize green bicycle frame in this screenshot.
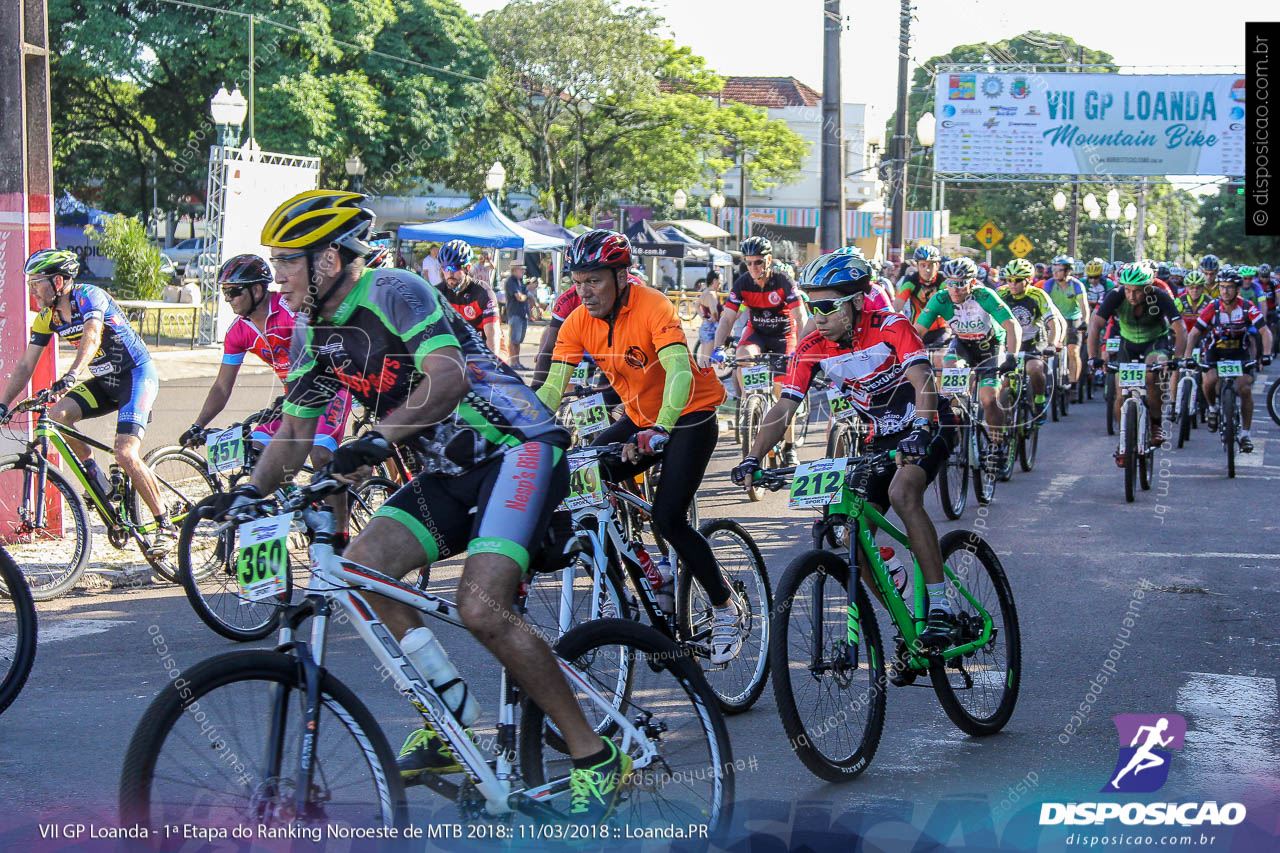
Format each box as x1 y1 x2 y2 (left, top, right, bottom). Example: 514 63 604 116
827 486 995 671
33 418 160 534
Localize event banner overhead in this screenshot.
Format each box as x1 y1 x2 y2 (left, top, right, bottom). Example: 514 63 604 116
933 72 1246 177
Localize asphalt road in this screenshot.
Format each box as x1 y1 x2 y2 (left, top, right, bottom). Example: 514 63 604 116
3 364 1279 851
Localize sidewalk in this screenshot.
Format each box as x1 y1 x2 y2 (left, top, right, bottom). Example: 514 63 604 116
56 344 271 382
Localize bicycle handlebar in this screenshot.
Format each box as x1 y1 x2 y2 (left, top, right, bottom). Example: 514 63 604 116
754 450 897 492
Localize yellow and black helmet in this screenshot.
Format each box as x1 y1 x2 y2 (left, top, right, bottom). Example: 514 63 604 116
261 190 375 255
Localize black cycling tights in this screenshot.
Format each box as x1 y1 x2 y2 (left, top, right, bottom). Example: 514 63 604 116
592 410 730 605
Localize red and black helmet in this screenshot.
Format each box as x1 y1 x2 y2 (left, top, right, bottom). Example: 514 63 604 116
218 254 273 288
567 229 632 271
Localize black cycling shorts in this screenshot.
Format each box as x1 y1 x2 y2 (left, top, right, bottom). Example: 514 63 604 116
67 363 159 438
860 429 952 508
373 441 568 574
739 328 790 356
1206 346 1256 376
1116 335 1172 363
922 326 952 349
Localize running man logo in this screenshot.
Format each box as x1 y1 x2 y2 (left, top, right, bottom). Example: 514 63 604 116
1102 713 1186 793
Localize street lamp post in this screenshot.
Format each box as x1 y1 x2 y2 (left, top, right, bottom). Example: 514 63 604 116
916 112 936 245
484 161 506 207
1107 202 1121 261
709 190 725 231
209 86 248 147
344 154 366 194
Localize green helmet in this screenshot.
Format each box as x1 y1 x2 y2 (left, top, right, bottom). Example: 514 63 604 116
1184 269 1207 287
1003 258 1034 279
24 248 80 281
1117 262 1154 288
1238 265 1257 277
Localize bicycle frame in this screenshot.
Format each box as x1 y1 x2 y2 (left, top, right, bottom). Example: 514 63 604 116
811 475 995 675
267 503 659 819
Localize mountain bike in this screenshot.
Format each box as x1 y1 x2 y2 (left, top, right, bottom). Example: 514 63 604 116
1107 361 1169 502
1174 360 1204 449
523 442 770 714
757 452 1020 782
120 475 733 837
725 354 808 500
1000 351 1051 476
1103 335 1121 435
934 367 970 519
938 362 1004 506
0 546 37 715
0 389 216 598
1203 356 1258 479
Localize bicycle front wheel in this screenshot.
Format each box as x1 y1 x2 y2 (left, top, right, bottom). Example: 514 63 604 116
120 650 405 833
936 420 969 520
177 496 285 642
770 549 885 782
0 458 91 600
0 546 38 715
1266 376 1280 427
929 530 1021 736
741 395 767 502
1223 385 1237 479
519 618 734 839
676 519 771 714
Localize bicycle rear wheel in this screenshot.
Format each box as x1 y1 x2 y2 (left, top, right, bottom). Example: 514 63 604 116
676 519 771 714
133 448 219 582
519 618 734 839
1177 377 1194 448
972 413 995 505
929 530 1021 736
120 650 405 833
0 547 37 715
1266 376 1280 427
741 395 767 502
0 458 91 600
1124 400 1138 503
769 549 885 782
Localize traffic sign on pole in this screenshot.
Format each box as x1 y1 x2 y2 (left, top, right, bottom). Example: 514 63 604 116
1009 234 1034 258
975 221 1003 249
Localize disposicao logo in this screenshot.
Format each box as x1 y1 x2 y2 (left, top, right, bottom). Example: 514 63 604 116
1104 713 1185 793
1039 713 1246 828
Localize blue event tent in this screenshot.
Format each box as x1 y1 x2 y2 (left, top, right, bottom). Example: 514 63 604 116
398 197 566 250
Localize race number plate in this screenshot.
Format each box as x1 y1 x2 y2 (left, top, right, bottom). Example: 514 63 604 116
742 365 772 392
1217 360 1243 378
570 393 609 436
939 368 970 396
563 453 605 511
570 360 590 386
206 426 244 473
788 457 850 509
235 514 292 602
1105 337 1121 354
1118 362 1147 389
826 387 858 421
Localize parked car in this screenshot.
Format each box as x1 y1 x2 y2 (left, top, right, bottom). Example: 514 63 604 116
160 237 208 273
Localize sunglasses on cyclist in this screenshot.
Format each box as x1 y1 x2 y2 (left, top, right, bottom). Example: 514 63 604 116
221 285 248 299
1006 277 1029 285
806 293 861 315
270 250 309 264
945 277 972 288
442 264 466 273
746 259 767 268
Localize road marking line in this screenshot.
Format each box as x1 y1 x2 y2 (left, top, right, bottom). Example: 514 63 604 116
1037 473 1082 501
1176 672 1280 786
1117 552 1280 559
37 619 134 644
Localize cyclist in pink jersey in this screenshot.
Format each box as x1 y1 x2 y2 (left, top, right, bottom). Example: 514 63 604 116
181 254 352 460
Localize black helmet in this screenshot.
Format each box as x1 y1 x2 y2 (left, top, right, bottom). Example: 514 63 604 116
1218 268 1243 285
740 236 773 257
1199 254 1220 272
218 254 273 288
567 229 632 271
1156 263 1170 279
941 257 978 280
796 251 873 295
913 245 942 262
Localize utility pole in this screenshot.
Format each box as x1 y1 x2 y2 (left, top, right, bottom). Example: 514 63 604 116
738 147 747 245
819 0 846 253
1068 45 1083 258
1135 178 1147 259
888 0 910 266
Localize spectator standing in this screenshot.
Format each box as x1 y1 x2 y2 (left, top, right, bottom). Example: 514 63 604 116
473 251 494 288
420 244 443 286
505 261 530 369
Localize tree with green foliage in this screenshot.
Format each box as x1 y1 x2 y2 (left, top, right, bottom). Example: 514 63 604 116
473 0 806 219
1192 187 1280 262
886 31 1201 265
50 0 491 217
87 215 167 300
